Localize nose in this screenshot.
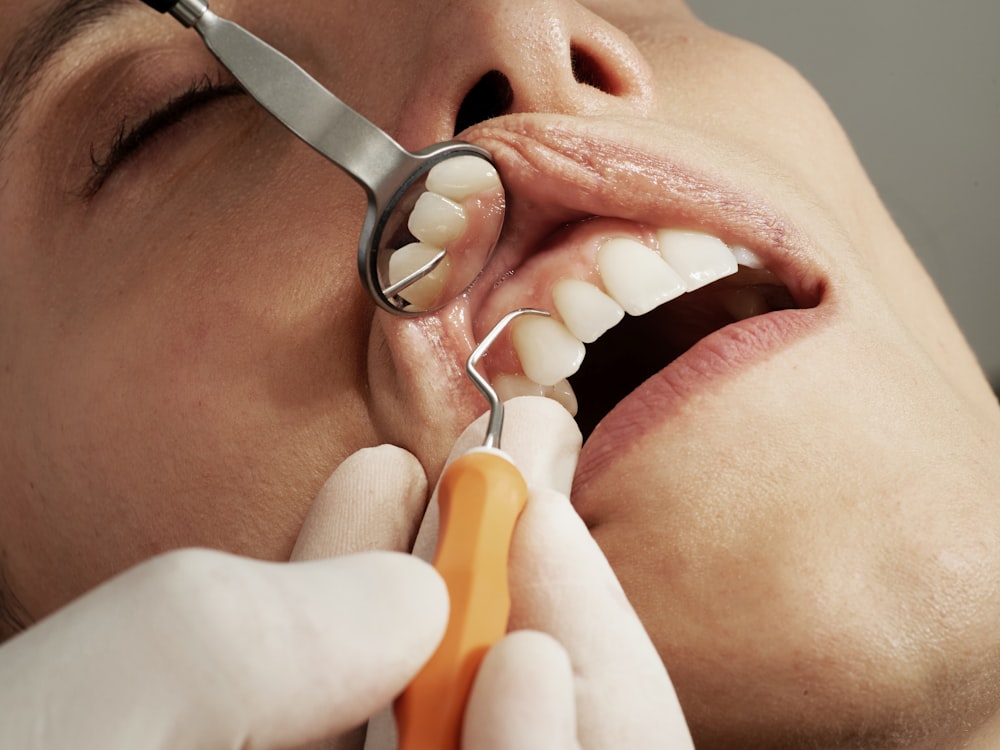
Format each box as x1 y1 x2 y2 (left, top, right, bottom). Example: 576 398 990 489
378 0 656 144
343 0 657 466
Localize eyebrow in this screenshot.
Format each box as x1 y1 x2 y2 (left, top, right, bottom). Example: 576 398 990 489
0 0 132 156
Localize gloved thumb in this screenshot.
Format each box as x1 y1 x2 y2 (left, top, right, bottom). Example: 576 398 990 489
411 395 581 562
363 396 581 750
292 444 429 561
0 549 446 750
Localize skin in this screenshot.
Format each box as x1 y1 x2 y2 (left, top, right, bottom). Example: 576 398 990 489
1 0 999 747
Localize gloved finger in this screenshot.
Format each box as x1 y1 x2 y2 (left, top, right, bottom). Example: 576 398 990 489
508 488 694 749
366 397 582 750
411 395 582 562
0 549 446 750
291 446 430 750
363 632 580 750
292 444 429 561
365 396 582 750
463 630 580 750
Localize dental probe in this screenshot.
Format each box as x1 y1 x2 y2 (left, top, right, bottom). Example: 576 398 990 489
395 309 550 750
138 0 504 314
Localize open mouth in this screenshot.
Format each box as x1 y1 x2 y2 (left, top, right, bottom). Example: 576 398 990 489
567 263 798 440
484 226 813 442
459 116 827 445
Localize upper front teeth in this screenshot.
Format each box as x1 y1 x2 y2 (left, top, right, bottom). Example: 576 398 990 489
597 238 686 316
509 231 761 411
551 279 624 343
511 314 585 387
657 230 738 292
730 244 766 270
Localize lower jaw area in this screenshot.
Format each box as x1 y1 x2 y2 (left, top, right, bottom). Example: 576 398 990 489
571 308 1000 750
572 303 825 497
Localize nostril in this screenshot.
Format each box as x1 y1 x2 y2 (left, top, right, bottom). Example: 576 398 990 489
454 70 514 135
570 44 617 95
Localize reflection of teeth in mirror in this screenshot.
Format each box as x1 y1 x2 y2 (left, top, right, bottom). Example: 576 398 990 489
511 315 585 387
425 156 501 201
387 242 451 309
493 374 578 417
407 192 467 246
657 230 738 292
597 237 686 316
551 279 624 344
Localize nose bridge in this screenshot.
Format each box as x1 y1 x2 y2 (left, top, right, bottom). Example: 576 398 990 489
392 0 656 137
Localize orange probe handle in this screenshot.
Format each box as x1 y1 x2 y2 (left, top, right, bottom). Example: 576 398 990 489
395 448 528 750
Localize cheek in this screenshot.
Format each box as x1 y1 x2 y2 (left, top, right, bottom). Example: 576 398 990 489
580 314 1000 739
1 165 380 618
366 311 484 481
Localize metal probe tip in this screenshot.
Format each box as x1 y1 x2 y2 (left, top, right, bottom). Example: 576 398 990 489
466 308 550 451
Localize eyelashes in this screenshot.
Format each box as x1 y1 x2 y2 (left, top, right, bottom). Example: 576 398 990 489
83 74 246 198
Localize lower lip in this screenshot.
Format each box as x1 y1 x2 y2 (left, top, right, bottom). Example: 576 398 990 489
571 305 824 495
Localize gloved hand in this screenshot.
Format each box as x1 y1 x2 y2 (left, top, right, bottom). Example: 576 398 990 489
0 397 692 749
0 441 443 750
358 396 693 750
0 549 446 749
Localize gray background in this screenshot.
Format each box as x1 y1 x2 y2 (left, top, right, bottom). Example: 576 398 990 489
688 1 1000 390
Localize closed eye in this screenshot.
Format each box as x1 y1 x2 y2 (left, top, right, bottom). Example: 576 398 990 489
83 74 246 198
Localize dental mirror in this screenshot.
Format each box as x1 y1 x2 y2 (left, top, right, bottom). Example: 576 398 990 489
141 0 505 314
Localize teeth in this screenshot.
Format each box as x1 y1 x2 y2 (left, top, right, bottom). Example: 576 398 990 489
387 242 451 309
597 237 686 316
496 230 780 409
407 191 467 246
493 375 579 417
730 245 766 270
656 230 738 292
511 315 585 387
551 279 624 344
724 287 770 321
425 156 501 201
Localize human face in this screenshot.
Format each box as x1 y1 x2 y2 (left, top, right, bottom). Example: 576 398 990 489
2 0 999 745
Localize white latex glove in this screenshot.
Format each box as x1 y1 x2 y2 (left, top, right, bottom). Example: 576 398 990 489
0 444 443 750
500 488 693 748
0 549 446 750
0 401 583 750
0 397 692 749
361 396 694 749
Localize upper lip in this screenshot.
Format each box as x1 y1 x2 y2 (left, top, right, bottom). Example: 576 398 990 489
460 111 826 337
426 112 830 479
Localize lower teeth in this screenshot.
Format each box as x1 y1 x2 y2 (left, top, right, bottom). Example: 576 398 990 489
493 374 579 416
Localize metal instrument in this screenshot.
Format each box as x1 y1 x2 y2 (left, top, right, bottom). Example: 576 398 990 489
140 0 504 314
395 309 550 750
